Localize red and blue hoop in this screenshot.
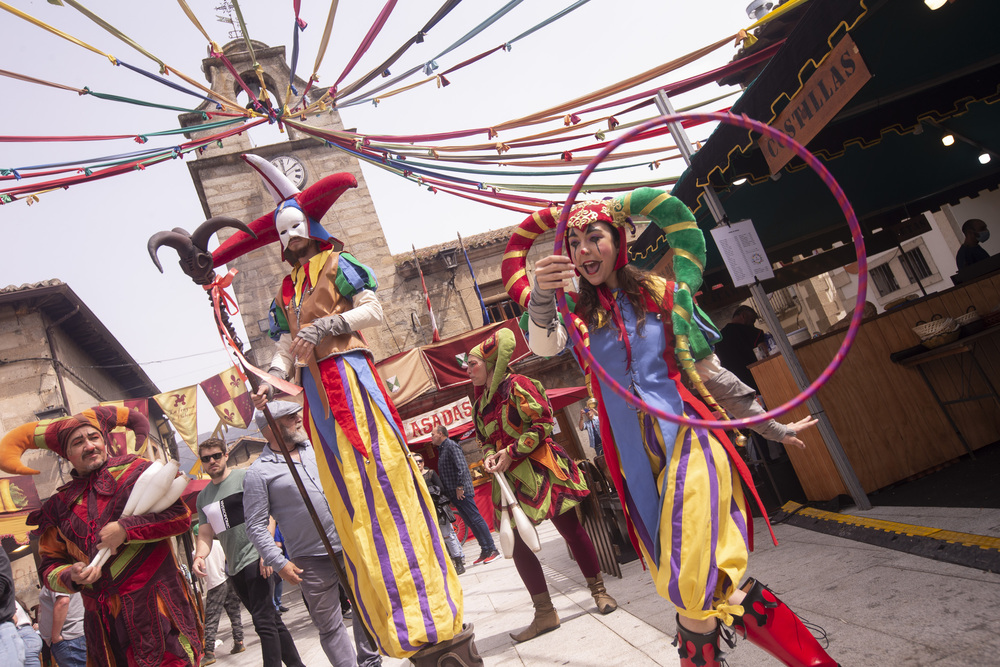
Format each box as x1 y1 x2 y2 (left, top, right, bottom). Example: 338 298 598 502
552 111 867 429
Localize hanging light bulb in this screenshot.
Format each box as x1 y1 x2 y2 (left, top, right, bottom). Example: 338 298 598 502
979 153 991 165
941 134 955 147
924 0 948 9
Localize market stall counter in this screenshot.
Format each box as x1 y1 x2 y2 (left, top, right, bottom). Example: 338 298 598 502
748 271 1000 502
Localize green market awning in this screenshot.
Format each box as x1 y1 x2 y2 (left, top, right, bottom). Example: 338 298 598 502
631 0 1000 290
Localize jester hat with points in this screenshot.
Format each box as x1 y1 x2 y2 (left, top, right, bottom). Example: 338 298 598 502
469 327 517 408
0 405 149 475
211 154 359 267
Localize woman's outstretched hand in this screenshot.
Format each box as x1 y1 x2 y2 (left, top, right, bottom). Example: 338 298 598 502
780 415 819 449
534 255 576 292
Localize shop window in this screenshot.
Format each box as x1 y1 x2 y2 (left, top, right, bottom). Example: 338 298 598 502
900 247 932 284
870 263 900 297
479 279 524 324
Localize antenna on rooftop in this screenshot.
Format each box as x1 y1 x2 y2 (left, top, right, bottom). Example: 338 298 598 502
215 1 243 40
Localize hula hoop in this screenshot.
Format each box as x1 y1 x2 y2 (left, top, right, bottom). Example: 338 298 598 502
552 111 868 429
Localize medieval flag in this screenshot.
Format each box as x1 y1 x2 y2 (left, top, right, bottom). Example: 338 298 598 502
153 386 199 454
98 398 150 456
458 232 490 325
412 244 440 342
200 366 255 429
375 348 434 407
421 320 531 389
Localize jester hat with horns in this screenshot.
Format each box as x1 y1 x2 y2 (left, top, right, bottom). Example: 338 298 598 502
0 406 149 475
210 154 359 268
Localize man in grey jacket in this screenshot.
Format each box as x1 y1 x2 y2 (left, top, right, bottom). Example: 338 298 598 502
243 401 380 667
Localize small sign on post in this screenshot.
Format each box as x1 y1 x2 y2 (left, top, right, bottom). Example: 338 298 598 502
710 219 774 287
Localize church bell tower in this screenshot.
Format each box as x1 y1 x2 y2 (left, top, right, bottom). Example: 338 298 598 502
178 40 396 365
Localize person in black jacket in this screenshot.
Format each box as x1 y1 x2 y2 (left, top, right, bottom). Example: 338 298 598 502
414 454 466 574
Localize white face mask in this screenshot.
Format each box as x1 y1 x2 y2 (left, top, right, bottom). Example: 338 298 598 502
275 205 309 250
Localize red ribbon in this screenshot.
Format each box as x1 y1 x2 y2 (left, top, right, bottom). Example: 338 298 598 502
204 270 302 396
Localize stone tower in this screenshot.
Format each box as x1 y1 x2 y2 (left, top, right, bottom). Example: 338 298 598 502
179 40 396 365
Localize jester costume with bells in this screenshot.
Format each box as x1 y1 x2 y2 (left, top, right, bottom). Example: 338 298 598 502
210 155 463 658
507 189 838 667
470 327 617 642
0 406 202 667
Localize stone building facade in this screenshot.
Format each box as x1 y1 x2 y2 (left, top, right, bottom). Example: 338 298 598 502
0 280 172 608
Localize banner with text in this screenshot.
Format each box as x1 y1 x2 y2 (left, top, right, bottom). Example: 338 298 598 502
403 396 475 444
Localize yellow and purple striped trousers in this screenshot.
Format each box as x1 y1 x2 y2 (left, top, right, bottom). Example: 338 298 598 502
630 409 749 624
304 352 464 658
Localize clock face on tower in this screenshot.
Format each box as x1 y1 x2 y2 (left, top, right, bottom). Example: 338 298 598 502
270 155 307 189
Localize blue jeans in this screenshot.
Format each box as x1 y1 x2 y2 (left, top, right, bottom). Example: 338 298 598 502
440 520 464 559
0 622 25 666
18 626 41 667
51 635 88 667
452 493 495 553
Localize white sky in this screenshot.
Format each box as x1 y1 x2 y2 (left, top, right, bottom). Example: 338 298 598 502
0 0 750 441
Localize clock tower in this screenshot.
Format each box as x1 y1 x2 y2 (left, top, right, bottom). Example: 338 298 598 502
179 40 397 365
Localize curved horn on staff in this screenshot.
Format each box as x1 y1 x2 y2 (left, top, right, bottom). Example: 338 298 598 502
147 230 196 274
190 216 256 252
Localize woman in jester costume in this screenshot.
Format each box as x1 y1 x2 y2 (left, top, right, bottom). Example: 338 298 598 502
469 327 618 643
509 188 837 667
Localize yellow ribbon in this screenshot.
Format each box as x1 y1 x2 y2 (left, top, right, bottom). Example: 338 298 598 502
0 1 116 63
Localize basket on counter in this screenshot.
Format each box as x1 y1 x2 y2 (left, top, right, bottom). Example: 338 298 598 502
911 315 955 340
955 306 980 327
921 328 961 349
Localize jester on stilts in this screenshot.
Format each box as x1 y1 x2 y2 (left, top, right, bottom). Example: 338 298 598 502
175 155 466 660
503 188 837 667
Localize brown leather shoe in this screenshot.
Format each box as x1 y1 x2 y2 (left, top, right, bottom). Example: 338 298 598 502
586 574 618 614
509 592 560 643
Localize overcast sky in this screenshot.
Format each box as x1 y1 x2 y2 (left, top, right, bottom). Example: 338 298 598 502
0 0 749 442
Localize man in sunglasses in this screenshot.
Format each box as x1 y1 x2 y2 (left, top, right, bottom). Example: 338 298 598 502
193 438 305 667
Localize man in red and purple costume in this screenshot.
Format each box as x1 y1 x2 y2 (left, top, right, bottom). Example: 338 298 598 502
0 406 203 667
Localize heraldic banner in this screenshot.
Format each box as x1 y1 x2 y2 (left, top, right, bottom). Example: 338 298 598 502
200 365 255 429
375 348 434 407
99 398 149 456
420 320 530 390
153 386 199 453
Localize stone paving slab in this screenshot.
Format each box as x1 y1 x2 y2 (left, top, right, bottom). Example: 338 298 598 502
207 505 1000 666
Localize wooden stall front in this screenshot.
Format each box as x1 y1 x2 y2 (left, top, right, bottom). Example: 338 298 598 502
749 271 1000 501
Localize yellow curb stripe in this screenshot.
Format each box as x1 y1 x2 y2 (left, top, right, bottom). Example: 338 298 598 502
780 501 1000 552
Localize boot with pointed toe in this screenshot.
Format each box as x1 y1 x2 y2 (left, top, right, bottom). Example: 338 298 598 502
732 578 839 667
509 592 561 642
586 574 618 614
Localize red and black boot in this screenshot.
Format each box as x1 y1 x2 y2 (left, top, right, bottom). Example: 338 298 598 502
732 578 839 667
673 616 728 667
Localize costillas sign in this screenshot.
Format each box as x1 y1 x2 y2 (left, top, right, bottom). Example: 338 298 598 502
404 396 474 443
759 34 871 174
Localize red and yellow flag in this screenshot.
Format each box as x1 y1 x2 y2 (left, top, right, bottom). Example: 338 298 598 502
153 386 199 453
200 366 255 429
98 398 149 456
